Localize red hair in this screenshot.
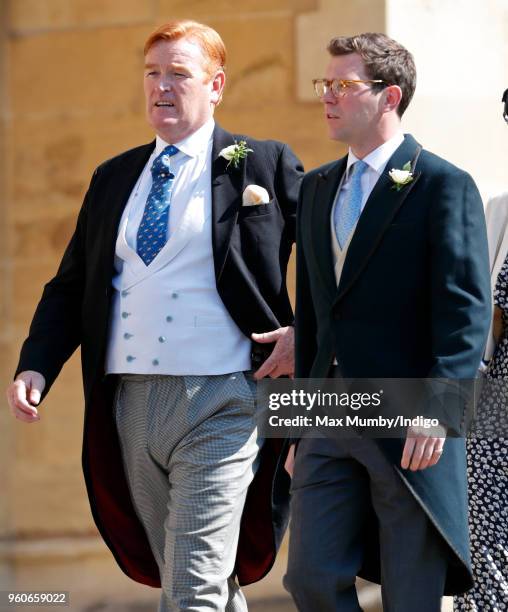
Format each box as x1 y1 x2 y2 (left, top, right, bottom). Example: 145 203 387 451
144 20 226 77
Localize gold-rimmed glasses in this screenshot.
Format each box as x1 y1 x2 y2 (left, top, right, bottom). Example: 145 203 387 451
312 78 387 98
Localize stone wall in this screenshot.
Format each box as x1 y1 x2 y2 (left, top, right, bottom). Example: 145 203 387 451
0 1 348 606
1 0 506 608
388 0 508 199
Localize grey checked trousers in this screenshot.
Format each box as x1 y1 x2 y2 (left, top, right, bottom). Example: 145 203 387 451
114 372 260 612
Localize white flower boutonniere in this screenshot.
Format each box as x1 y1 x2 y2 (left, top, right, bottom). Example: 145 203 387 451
388 161 414 191
219 140 253 169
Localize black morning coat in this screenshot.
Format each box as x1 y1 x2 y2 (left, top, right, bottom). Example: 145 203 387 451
16 125 304 587
295 134 491 595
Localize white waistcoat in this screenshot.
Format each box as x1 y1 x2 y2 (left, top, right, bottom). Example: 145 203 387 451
105 169 251 376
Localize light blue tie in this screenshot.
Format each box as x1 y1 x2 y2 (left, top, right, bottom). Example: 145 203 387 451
335 159 369 249
136 145 179 266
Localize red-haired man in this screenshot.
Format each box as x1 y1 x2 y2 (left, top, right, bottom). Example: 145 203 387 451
7 20 302 611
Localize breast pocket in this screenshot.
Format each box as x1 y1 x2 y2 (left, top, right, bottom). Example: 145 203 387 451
237 200 282 270
386 222 416 230
238 199 275 219
379 222 422 276
382 222 417 241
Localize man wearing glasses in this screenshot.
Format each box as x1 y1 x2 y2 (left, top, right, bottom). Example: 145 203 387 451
284 33 491 611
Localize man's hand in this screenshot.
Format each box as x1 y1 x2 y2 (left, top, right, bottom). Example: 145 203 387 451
251 326 294 379
401 423 447 471
285 443 296 477
6 371 46 423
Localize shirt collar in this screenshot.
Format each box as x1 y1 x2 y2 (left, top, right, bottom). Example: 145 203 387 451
154 118 215 159
346 131 405 178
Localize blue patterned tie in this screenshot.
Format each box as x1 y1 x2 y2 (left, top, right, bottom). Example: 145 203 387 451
335 159 369 249
136 145 179 266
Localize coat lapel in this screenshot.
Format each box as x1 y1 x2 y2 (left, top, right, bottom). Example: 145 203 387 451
211 125 246 282
334 134 423 306
101 142 155 277
311 157 347 301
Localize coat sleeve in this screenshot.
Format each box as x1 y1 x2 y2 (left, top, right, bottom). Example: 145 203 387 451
273 143 304 246
15 169 98 399
484 193 508 360
426 170 492 431
485 193 508 273
295 176 318 379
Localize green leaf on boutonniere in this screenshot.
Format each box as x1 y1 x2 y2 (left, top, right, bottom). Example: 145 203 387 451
219 140 254 169
389 161 414 192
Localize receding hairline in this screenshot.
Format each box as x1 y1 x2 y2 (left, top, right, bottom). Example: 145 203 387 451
145 34 212 56
143 20 227 76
